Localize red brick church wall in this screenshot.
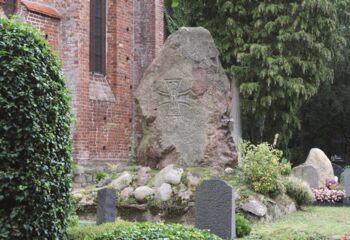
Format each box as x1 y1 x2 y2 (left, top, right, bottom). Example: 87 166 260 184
2 0 164 184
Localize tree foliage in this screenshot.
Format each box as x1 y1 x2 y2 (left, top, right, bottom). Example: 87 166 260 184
170 0 348 146
0 18 73 239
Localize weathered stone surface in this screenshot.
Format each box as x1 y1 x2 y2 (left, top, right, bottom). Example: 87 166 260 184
135 27 239 168
153 165 183 187
156 183 173 202
332 163 344 179
186 172 201 187
344 169 350 198
110 172 132 191
292 164 320 189
195 180 236 239
137 167 151 186
96 188 116 225
241 199 267 217
120 187 134 201
305 148 334 186
134 186 155 201
96 178 112 188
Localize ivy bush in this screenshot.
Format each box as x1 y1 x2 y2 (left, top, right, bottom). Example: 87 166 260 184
240 141 291 195
0 18 73 239
66 221 222 240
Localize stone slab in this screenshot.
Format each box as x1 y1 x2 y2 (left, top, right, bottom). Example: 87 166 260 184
344 169 350 198
292 164 320 189
96 188 116 225
195 179 235 239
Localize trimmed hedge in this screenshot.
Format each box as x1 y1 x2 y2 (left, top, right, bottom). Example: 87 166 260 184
0 18 73 239
66 221 222 240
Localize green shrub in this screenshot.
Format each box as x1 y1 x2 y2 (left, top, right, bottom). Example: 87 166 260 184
0 18 73 239
66 221 222 240
240 141 291 195
236 213 252 238
284 177 314 206
95 172 110 182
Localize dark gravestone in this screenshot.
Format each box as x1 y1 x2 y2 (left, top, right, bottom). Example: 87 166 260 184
96 188 116 225
332 163 344 179
195 179 235 239
344 169 350 205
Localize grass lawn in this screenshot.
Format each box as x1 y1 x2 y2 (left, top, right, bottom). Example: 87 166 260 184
243 206 350 239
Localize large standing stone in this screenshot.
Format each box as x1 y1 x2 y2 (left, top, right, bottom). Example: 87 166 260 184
344 169 350 204
305 148 334 186
135 27 239 168
195 180 235 239
292 164 320 188
96 188 116 225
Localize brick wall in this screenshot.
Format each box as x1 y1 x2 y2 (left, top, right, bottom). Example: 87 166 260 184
133 0 164 147
10 0 164 185
18 3 60 49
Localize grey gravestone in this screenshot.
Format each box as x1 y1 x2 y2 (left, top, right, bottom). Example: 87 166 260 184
292 164 320 189
96 188 116 225
344 169 350 205
195 179 235 239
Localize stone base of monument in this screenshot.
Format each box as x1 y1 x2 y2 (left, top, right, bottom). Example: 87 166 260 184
343 197 350 205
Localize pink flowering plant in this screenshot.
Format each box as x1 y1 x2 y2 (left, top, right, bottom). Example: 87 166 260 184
313 187 345 203
325 178 337 190
312 178 345 203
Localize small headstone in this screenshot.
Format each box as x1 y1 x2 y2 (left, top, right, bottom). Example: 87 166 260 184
344 169 350 205
96 188 116 225
195 179 235 239
292 164 320 189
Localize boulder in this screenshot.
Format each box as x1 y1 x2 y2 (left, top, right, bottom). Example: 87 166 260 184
292 164 320 189
120 187 134 200
110 172 132 191
241 199 267 217
137 167 151 186
135 27 239 168
153 164 183 187
134 186 155 201
305 148 334 186
96 178 112 188
186 172 201 187
156 183 173 202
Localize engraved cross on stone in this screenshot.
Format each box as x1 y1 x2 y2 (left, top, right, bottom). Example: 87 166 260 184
158 78 191 116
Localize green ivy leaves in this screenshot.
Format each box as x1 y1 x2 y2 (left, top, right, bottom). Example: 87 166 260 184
0 18 73 239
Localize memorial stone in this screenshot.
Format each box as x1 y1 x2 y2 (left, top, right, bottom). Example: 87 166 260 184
195 179 236 239
96 188 116 225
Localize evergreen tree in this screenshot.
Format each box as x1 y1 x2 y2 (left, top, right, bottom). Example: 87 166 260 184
169 0 348 147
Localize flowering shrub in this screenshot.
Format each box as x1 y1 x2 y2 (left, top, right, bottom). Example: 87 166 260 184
325 178 337 190
240 141 291 195
312 187 345 203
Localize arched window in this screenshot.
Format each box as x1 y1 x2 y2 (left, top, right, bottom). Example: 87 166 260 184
1 0 17 17
90 0 106 75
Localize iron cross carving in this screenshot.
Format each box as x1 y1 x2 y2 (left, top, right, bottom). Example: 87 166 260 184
158 78 191 117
